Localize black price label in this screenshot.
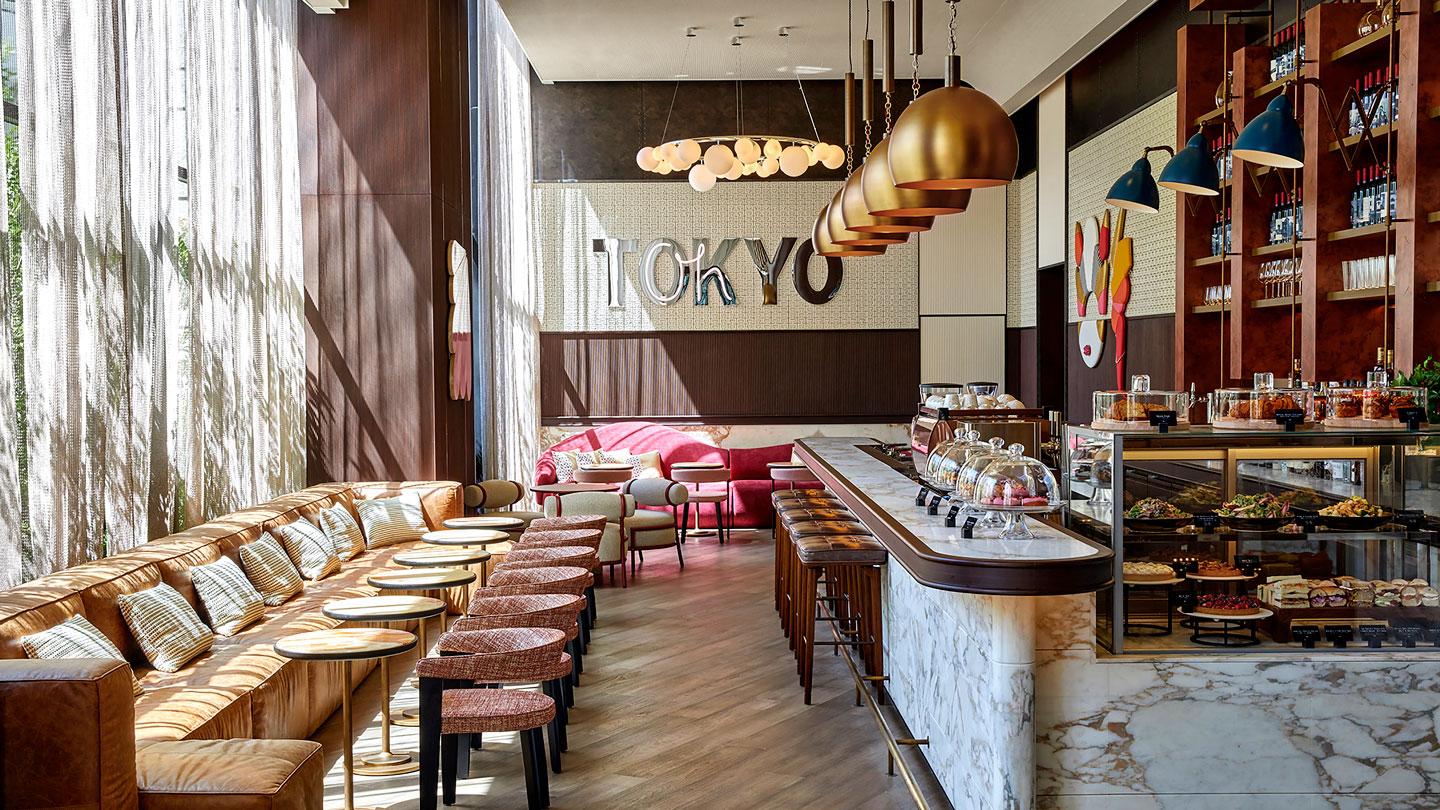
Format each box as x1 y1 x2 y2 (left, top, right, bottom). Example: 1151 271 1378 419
961 515 979 539
1194 514 1220 534
1396 407 1425 430
1324 625 1355 648
1174 592 1197 613
1292 625 1321 648
1148 410 1179 433
1395 626 1424 648
1235 555 1261 574
915 486 929 507
928 494 943 515
1359 625 1389 648
1274 409 1306 432
1395 509 1426 530
1297 513 1320 534
945 504 961 528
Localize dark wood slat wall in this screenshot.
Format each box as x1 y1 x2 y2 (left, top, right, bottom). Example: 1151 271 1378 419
540 330 920 424
298 0 473 484
1065 314 1176 421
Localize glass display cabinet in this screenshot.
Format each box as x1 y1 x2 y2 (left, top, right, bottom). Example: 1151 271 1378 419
1061 425 1440 654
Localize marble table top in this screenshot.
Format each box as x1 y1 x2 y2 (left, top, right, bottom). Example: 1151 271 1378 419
799 437 1103 563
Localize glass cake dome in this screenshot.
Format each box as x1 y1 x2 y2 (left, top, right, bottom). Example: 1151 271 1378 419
972 444 1063 540
923 430 982 492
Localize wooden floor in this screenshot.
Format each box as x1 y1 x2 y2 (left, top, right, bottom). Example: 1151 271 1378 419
315 530 941 809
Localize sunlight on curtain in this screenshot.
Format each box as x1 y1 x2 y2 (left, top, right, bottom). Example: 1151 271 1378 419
0 44 20 588
183 0 304 517
478 0 540 490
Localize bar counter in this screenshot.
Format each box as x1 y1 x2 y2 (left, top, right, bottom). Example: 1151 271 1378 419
793 437 1440 810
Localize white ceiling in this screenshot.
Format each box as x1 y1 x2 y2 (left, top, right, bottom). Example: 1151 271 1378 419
497 0 1157 111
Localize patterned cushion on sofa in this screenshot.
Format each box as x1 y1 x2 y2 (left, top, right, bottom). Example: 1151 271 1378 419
355 492 430 548
189 557 266 636
20 615 142 695
115 584 214 673
238 534 305 606
317 503 367 561
271 519 342 581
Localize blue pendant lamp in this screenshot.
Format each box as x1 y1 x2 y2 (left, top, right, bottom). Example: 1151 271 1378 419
1158 133 1221 197
1105 156 1161 213
1231 93 1304 169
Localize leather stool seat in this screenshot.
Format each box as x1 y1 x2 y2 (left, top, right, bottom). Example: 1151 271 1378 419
772 490 837 505
793 534 888 565
776 506 859 523
137 738 324 810
785 520 873 537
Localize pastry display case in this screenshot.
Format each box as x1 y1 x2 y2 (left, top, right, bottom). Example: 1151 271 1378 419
1210 373 1316 431
1090 375 1194 432
1060 424 1440 653
1322 373 1427 430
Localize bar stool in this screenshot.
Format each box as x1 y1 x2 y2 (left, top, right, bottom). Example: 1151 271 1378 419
415 628 566 810
790 532 887 704
671 466 732 544
495 547 599 572
769 462 814 493
780 518 871 643
508 529 602 632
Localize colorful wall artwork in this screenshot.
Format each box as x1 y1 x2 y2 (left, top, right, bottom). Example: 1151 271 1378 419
1073 209 1135 386
447 240 473 401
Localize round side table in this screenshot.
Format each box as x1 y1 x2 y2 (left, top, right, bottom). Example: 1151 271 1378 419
274 628 416 810
322 596 445 776
366 568 476 727
421 529 511 587
443 515 525 531
575 463 633 485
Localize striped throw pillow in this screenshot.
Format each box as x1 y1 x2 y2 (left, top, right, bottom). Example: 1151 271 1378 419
115 584 214 673
354 492 430 549
190 557 265 636
317 503 366 560
238 534 305 606
272 519 341 580
20 615 142 696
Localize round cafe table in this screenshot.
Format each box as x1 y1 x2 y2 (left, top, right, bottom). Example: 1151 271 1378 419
274 628 416 810
366 568 476 727
322 596 446 777
443 515 525 531
530 482 618 495
422 529 510 587
671 461 724 469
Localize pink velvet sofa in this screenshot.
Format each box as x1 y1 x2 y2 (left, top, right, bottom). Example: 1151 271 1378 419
535 422 819 528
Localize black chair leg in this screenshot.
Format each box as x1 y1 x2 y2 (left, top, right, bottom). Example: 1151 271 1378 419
469 731 482 750
441 734 458 805
680 502 689 544
562 673 575 709
533 727 551 805
584 584 597 627
578 614 590 653
419 679 443 810
546 679 569 750
520 727 542 810
675 535 685 570
716 502 726 544
547 714 563 774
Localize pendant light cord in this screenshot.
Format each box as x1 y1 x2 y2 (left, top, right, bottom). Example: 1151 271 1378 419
787 27 822 141
659 33 692 144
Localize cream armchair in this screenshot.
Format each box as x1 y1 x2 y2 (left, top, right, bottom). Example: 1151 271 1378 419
464 479 544 526
622 479 687 578
543 491 633 587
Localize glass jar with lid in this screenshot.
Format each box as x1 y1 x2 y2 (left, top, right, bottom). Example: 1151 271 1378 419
923 430 982 493
1323 371 1427 428
973 444 1064 539
1091 374 1192 431
1211 372 1316 429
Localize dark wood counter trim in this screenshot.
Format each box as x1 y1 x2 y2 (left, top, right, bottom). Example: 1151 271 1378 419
794 440 1115 596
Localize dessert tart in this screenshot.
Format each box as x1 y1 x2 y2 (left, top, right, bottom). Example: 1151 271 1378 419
1193 594 1264 617
1123 561 1178 582
1195 559 1243 578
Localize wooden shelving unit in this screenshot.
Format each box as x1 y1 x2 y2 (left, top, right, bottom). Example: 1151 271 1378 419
1174 1 1440 389
1254 72 1296 98
1192 302 1231 314
1326 286 1395 302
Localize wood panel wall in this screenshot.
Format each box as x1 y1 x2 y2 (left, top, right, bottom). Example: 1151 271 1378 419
297 0 474 484
539 330 919 424
1065 314 1176 421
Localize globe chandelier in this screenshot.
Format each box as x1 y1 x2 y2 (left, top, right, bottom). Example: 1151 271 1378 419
634 26 846 191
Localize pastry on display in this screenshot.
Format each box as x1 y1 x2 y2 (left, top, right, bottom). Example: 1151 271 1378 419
1193 594 1264 617
1210 373 1314 430
1123 561 1177 582
1091 375 1192 432
1400 586 1423 608
1423 587 1439 607
1373 582 1401 607
1308 586 1347 607
1322 375 1427 428
1270 581 1313 608
1196 559 1243 578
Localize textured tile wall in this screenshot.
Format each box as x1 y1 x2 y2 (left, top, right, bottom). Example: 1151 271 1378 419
1066 93 1178 321
533 181 919 332
1006 171 1038 328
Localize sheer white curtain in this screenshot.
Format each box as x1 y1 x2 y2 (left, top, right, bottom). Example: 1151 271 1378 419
478 0 540 488
183 0 304 518
0 68 20 587
4 0 304 582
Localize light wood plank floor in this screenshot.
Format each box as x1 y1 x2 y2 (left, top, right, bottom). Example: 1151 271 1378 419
314 531 944 809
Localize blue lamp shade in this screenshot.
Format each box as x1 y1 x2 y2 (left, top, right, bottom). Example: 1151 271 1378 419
1158 133 1221 196
1105 157 1160 214
1232 93 1304 169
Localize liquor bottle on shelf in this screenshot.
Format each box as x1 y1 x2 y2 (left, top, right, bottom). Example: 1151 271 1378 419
1224 207 1231 255
1268 195 1280 244
1349 78 1362 136
1269 27 1281 81
1294 189 1303 239
1350 170 1362 228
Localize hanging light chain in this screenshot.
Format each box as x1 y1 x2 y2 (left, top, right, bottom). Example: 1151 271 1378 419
659 32 693 143
884 90 894 135
949 0 958 56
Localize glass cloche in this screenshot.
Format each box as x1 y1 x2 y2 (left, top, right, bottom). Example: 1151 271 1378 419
923 430 982 493
1323 371 1427 428
1091 374 1192 431
972 444 1063 540
1211 372 1315 429
953 437 1009 504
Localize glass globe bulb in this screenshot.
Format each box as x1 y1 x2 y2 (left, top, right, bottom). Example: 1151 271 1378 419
688 163 716 192
735 137 760 163
637 147 659 171
820 144 845 170
678 139 702 166
764 138 782 158
703 144 735 176
724 161 743 181
779 145 809 177
762 155 780 175
741 162 756 176
805 145 819 166
655 161 673 175
662 142 681 165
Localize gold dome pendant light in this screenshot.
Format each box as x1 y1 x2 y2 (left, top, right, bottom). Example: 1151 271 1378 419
834 1 907 245
888 0 1018 190
862 0 970 217
814 204 886 257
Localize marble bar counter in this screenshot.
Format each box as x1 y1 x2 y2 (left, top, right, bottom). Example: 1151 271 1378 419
792 438 1440 810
